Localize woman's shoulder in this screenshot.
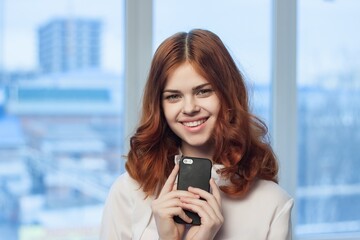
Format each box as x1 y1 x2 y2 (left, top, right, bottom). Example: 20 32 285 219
111 172 140 189
218 179 294 239
248 179 293 206
101 173 153 240
107 172 147 201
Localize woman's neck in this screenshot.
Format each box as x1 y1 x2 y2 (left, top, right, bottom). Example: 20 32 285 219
180 143 214 161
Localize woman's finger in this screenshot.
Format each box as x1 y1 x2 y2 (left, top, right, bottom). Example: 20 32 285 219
154 190 199 207
158 164 179 197
209 178 222 207
186 181 222 220
181 197 224 227
181 198 215 220
187 179 221 207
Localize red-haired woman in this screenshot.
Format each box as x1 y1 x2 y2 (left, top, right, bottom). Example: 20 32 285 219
100 29 294 240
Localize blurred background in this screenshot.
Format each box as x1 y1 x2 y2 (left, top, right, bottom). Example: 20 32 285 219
0 0 359 239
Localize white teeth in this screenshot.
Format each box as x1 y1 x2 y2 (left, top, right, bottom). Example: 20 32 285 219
183 119 206 127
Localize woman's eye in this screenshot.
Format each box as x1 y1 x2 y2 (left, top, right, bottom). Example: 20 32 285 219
197 89 213 96
164 94 181 102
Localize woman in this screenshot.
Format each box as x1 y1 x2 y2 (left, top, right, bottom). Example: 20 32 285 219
100 29 294 240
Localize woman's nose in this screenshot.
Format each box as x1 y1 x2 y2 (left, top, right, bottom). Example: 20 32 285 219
182 97 200 114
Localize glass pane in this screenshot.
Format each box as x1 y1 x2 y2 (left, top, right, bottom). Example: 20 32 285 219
0 1 125 239
154 0 271 125
297 0 360 237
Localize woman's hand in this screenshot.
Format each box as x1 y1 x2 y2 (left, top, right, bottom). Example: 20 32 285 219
151 164 199 240
182 178 224 240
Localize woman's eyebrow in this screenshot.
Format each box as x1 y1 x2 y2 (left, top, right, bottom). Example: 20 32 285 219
192 83 211 91
162 89 180 93
163 83 211 93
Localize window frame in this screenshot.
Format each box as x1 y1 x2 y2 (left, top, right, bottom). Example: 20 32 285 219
271 0 298 235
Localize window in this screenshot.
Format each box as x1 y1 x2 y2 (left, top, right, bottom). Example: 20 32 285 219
0 1 125 239
153 0 272 125
297 0 360 238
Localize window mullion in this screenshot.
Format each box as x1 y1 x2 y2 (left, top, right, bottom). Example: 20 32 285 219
271 0 298 236
124 0 153 156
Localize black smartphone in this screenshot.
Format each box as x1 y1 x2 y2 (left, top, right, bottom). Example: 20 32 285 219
174 156 212 225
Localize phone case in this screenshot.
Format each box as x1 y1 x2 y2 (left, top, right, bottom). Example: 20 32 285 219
174 156 212 225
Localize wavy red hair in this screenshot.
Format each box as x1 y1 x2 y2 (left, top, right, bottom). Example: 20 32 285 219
126 29 278 198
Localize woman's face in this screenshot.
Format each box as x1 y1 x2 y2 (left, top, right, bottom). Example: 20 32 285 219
162 62 220 155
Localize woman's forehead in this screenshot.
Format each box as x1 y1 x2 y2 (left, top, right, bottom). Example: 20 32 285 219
165 63 209 87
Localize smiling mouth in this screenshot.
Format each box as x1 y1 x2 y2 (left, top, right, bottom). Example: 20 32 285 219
181 118 208 127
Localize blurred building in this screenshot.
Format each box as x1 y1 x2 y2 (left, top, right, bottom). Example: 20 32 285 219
38 18 102 74
1 18 121 234
3 70 124 233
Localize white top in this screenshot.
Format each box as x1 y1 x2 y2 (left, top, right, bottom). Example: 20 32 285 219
100 165 294 240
